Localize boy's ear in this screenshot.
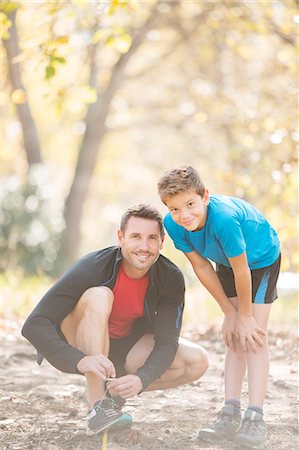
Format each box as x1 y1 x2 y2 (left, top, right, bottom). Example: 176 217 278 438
203 189 210 205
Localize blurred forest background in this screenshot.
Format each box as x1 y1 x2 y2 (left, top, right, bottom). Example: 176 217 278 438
1 0 298 327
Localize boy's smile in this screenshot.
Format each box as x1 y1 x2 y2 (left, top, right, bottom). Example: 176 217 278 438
165 189 210 232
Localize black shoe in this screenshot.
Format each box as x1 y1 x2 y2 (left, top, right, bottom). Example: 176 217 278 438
198 405 242 443
108 396 133 431
87 398 122 434
233 410 267 449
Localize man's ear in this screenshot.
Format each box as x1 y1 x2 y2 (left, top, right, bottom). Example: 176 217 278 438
117 229 123 246
160 234 165 249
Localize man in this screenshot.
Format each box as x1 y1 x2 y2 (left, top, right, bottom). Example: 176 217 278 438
22 204 208 434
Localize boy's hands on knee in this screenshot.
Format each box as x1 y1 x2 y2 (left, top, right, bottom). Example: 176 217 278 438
107 374 143 399
222 309 238 351
77 354 116 379
235 315 266 353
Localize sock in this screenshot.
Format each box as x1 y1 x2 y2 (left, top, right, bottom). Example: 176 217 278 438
247 405 263 416
225 399 241 416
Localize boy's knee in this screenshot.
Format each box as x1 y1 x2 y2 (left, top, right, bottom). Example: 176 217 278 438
81 286 114 318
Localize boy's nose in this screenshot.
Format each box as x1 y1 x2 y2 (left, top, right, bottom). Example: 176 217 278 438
181 209 190 220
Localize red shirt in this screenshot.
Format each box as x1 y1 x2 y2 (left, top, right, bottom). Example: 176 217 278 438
108 265 148 339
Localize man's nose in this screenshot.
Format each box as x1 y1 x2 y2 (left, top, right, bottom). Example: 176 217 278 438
138 238 150 251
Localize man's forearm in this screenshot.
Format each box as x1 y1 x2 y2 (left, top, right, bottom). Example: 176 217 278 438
22 314 85 374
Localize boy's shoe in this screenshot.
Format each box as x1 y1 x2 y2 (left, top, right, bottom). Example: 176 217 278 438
87 398 122 434
233 410 267 449
198 405 242 443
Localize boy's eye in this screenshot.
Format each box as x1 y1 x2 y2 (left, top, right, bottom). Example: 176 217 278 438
187 202 194 208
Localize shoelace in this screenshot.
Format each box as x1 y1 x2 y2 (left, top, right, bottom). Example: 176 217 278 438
94 401 119 418
240 419 263 435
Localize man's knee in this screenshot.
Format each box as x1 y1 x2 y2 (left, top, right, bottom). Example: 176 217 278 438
79 286 114 319
177 342 209 381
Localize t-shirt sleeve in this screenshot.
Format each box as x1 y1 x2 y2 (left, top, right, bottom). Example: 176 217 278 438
164 213 193 253
215 213 246 258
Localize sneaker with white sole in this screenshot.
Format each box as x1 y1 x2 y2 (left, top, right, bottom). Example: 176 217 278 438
87 398 122 434
233 409 267 449
198 405 242 443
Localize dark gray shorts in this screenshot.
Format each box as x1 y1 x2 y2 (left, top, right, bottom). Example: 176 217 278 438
108 317 153 376
216 254 281 304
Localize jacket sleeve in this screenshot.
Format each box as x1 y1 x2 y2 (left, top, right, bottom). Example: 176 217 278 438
136 267 185 389
21 254 101 374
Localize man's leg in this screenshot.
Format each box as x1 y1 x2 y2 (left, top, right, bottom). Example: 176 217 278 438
60 286 114 409
124 334 208 390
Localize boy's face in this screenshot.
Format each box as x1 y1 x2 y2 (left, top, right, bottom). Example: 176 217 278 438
165 189 209 232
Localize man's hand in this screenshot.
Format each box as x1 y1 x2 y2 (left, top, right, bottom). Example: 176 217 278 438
235 314 266 352
107 375 143 399
77 354 116 379
222 309 238 351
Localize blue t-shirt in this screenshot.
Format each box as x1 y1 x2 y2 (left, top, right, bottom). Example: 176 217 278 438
164 195 280 269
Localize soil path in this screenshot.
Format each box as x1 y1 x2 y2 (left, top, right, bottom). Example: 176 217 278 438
0 322 298 450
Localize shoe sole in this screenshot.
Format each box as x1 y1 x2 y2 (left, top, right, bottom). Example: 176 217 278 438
199 430 240 443
86 417 122 435
233 443 266 450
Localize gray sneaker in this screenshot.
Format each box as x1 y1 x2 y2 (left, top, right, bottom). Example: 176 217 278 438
233 409 267 449
87 398 122 434
198 405 242 443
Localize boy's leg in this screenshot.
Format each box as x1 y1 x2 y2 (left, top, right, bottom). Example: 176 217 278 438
124 334 208 390
224 297 247 402
232 303 271 448
60 286 114 408
199 297 245 443
246 303 271 406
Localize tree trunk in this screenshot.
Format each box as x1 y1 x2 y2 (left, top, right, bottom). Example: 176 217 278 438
3 10 42 166
61 16 156 266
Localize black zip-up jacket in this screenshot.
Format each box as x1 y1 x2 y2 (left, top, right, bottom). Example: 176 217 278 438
22 246 185 390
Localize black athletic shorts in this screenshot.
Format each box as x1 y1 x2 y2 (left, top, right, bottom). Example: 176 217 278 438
108 317 153 377
216 253 281 304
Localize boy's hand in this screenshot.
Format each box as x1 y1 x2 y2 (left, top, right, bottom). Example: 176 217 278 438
77 354 116 379
222 310 238 351
107 375 143 399
235 314 266 352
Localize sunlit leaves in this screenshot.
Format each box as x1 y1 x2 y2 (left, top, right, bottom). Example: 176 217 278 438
0 11 12 39
92 26 132 53
11 89 26 104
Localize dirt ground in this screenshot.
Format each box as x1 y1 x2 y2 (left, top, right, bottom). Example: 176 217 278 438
0 320 298 450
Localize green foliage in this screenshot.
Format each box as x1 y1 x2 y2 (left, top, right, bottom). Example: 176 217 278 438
1 166 65 276
1 0 298 273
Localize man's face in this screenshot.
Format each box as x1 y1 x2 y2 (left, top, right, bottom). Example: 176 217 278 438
165 189 210 232
118 216 164 278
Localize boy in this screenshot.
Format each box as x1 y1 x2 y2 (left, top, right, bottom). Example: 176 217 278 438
158 166 281 449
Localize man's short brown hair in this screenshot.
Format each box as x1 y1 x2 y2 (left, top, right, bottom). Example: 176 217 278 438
158 166 205 203
120 204 165 237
